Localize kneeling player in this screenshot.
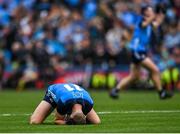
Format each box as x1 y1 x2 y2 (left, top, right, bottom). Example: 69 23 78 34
30 83 101 125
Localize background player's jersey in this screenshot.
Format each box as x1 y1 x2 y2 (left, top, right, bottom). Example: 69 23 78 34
129 17 153 52
47 83 93 105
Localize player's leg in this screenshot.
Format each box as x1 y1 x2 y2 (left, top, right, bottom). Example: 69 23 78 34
117 64 141 89
86 108 101 124
30 100 53 124
110 63 141 98
141 57 172 99
141 58 162 90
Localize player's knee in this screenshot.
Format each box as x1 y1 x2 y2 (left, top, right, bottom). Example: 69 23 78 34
30 119 41 125
155 68 160 74
152 67 160 74
129 74 140 82
90 117 101 125
93 118 101 124
29 116 42 125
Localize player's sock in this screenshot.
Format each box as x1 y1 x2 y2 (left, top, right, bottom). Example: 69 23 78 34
110 88 119 99
158 89 173 99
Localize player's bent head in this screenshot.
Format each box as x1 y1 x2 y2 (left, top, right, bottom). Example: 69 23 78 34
70 111 86 125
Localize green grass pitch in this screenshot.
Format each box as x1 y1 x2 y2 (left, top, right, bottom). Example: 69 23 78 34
0 90 180 133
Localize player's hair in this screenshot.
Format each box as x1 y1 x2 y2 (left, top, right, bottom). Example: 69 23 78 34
70 111 86 125
141 5 153 15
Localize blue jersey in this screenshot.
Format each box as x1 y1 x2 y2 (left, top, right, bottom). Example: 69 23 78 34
47 83 93 105
129 17 153 52
44 83 94 115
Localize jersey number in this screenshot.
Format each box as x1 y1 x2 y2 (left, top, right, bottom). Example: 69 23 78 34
64 84 82 91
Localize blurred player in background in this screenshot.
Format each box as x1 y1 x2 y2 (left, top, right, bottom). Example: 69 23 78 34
30 83 100 125
110 5 172 99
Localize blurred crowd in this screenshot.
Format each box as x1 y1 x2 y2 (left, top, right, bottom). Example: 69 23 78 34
0 0 180 89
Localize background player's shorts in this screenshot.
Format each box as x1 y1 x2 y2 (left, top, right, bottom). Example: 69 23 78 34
57 98 93 116
131 51 147 64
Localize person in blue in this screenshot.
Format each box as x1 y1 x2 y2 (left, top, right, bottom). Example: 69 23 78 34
30 83 100 125
110 5 172 99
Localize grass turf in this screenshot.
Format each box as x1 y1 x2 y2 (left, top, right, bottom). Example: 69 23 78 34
0 90 180 133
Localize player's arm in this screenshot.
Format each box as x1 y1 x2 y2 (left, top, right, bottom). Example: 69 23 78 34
54 119 66 125
152 12 165 28
86 108 101 124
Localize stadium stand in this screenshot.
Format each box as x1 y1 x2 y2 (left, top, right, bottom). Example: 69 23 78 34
0 0 179 90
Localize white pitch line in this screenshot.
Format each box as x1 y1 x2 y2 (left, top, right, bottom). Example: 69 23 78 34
0 113 31 117
0 110 180 117
97 110 180 114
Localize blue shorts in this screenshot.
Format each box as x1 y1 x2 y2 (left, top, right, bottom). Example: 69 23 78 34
43 90 93 115
43 90 57 108
56 98 93 115
131 51 147 64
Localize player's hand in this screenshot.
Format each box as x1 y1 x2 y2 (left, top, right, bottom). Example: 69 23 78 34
156 12 165 22
54 119 66 125
152 12 165 28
